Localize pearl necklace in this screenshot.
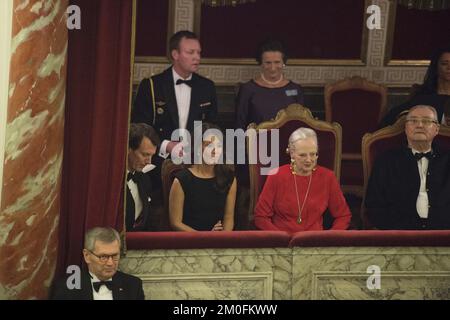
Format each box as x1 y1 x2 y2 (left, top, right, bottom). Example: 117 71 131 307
291 163 313 224
260 73 284 86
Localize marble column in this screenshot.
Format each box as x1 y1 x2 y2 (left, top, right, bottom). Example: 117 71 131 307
0 0 68 299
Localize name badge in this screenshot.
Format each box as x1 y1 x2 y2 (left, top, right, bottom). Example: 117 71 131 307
285 89 298 97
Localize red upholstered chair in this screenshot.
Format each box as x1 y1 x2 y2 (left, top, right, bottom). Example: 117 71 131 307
361 117 450 228
325 76 387 197
247 104 342 224
161 159 184 230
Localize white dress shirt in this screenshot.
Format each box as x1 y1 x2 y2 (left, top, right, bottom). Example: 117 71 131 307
159 68 192 158
127 170 142 221
412 148 431 218
90 272 113 300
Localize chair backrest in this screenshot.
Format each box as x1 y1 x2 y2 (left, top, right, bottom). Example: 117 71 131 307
361 117 450 228
161 159 184 229
361 117 407 192
325 76 388 155
248 104 342 219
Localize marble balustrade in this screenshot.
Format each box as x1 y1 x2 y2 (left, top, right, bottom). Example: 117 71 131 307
120 231 450 300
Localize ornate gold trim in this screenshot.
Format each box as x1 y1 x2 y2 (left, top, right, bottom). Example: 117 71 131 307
134 57 365 66
387 59 431 66
124 0 138 252
132 0 175 63
384 0 397 66
361 116 406 193
384 0 432 66
192 1 367 66
194 0 202 37
360 116 406 228
247 104 343 219
360 0 372 64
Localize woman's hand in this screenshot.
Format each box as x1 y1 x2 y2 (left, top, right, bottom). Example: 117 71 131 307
211 220 224 231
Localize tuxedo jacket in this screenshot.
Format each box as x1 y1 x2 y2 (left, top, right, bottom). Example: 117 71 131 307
132 67 218 141
50 270 145 300
365 146 450 230
126 171 154 231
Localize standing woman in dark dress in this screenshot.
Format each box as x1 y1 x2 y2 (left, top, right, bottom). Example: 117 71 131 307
379 45 450 127
169 123 237 231
235 38 305 130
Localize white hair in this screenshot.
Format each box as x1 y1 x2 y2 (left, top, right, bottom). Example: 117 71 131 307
408 105 438 121
288 127 318 151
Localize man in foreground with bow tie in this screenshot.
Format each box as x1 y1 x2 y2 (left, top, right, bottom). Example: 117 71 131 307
365 105 450 230
126 123 160 231
51 227 145 300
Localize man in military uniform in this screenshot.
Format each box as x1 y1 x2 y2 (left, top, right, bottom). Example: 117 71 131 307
132 30 218 159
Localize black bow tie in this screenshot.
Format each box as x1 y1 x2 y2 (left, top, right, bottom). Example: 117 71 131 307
127 172 141 183
93 280 113 292
414 152 433 160
176 78 193 87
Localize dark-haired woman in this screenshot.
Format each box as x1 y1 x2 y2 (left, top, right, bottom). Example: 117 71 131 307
169 123 237 231
380 46 450 127
235 38 305 130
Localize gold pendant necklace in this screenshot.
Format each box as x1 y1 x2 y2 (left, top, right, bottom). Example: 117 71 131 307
291 163 313 224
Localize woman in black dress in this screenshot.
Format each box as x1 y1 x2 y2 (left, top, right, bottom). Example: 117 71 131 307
169 123 237 231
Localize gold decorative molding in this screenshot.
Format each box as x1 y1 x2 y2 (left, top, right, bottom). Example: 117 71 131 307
387 59 431 66
193 1 368 66
383 0 397 66
201 58 366 66
384 0 434 66
132 0 176 63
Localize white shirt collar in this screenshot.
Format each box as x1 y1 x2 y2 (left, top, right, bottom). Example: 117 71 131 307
89 271 112 283
172 67 192 82
411 147 432 155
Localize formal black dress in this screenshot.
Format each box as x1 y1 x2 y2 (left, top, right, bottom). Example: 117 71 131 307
50 269 145 300
365 146 450 230
176 169 231 231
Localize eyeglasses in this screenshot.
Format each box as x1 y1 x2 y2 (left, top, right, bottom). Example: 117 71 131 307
405 118 438 126
88 250 120 263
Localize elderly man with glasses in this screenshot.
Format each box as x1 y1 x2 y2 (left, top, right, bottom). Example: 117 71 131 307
50 227 144 300
365 105 450 230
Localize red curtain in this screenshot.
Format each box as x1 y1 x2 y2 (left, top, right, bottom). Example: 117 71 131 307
56 0 132 276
